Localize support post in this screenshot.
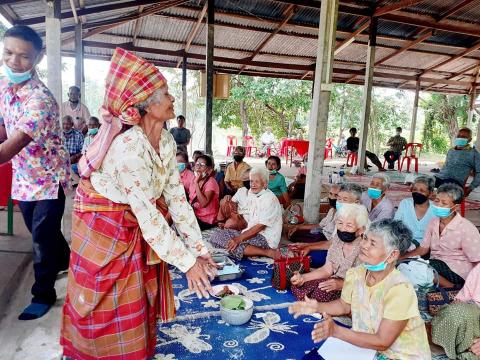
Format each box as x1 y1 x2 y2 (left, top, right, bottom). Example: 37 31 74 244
182 55 187 117
303 0 339 223
205 0 214 154
46 0 62 105
357 18 378 174
467 89 476 129
410 79 420 143
75 23 84 94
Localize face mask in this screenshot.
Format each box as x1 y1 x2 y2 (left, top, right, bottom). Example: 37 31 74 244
454 138 469 147
412 192 428 205
87 128 98 136
363 253 391 272
269 170 277 175
432 204 453 218
337 229 357 243
328 198 337 208
178 163 186 172
367 187 382 200
3 63 33 84
233 155 244 162
335 201 343 211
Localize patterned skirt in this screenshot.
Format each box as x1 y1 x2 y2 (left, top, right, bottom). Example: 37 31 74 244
291 278 341 302
61 180 175 360
432 302 480 360
207 228 270 260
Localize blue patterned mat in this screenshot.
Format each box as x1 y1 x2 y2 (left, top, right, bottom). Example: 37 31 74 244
154 257 323 360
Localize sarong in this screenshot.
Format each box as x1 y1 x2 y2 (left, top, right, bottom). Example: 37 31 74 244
61 180 175 360
291 278 341 302
208 228 270 260
432 302 480 360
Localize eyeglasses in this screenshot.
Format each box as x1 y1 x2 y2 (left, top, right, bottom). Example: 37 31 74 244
195 163 208 168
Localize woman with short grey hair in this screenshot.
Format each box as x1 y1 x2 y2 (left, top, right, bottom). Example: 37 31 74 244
403 183 480 288
289 219 431 359
394 175 436 247
361 173 395 222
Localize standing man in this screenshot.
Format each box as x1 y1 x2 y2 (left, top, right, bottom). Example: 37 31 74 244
0 25 71 320
384 126 407 170
170 114 191 154
61 85 91 135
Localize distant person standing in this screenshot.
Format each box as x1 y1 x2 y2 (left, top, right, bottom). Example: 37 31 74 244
0 25 71 320
170 114 191 154
260 127 275 156
384 126 407 170
61 85 91 135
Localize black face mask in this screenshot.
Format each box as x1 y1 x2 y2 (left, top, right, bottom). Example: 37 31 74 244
328 198 337 208
412 192 428 205
234 155 244 162
337 229 357 243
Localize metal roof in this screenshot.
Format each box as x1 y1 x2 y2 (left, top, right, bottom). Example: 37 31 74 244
2 0 480 94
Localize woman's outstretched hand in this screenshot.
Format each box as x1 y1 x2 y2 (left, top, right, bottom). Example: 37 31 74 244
185 258 214 299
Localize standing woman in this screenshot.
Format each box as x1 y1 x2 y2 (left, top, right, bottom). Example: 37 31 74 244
61 48 216 360
265 155 290 207
189 154 220 230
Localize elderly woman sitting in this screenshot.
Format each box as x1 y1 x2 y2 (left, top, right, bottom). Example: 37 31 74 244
394 175 436 248
289 219 431 359
290 204 368 302
177 151 194 198
403 183 480 287
189 154 220 230
361 173 395 221
208 167 283 260
432 263 480 360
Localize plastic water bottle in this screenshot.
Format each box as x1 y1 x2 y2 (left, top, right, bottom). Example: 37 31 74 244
339 169 345 183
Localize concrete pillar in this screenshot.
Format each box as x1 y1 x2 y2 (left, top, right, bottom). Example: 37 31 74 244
46 0 62 105
205 0 214 154
410 79 420 143
74 23 84 96
182 55 187 117
357 18 378 174
303 0 339 223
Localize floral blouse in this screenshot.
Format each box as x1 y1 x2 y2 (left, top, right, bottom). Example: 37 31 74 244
91 125 207 273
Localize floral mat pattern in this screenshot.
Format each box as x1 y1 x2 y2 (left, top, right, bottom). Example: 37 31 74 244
154 257 323 360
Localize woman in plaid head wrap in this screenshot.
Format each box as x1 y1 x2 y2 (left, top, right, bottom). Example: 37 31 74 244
61 48 216 360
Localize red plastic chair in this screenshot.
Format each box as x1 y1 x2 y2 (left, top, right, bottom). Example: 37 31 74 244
400 143 423 173
243 135 257 157
346 151 358 167
226 135 237 156
324 138 333 159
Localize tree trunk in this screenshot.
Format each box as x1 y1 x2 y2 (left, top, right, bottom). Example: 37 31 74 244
287 109 298 138
337 87 347 146
239 100 249 146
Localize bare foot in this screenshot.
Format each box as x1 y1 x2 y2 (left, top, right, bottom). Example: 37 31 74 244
266 248 283 260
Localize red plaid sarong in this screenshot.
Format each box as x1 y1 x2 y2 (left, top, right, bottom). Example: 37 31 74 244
61 180 175 360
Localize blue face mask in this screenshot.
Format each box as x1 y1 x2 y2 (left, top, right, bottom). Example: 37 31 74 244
177 163 187 172
367 187 382 200
454 138 469 147
3 64 33 84
335 201 343 211
363 253 391 272
432 204 452 218
269 170 277 175
87 128 98 136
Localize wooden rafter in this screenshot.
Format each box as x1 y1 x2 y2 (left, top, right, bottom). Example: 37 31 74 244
423 61 480 92
436 0 475 21
334 18 370 56
176 0 208 68
238 4 297 74
131 6 145 47
373 0 426 17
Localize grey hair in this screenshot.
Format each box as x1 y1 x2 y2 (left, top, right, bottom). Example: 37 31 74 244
366 219 412 255
339 182 363 201
413 175 435 192
133 87 166 116
371 173 390 189
337 203 369 228
250 167 269 184
437 183 464 204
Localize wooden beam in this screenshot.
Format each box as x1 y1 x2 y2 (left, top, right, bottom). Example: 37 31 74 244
176 0 208 68
373 0 426 17
131 6 145 47
238 4 297 74
436 0 475 21
422 41 480 75
334 18 369 55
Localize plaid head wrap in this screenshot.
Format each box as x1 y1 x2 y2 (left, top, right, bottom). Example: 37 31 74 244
78 47 167 178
